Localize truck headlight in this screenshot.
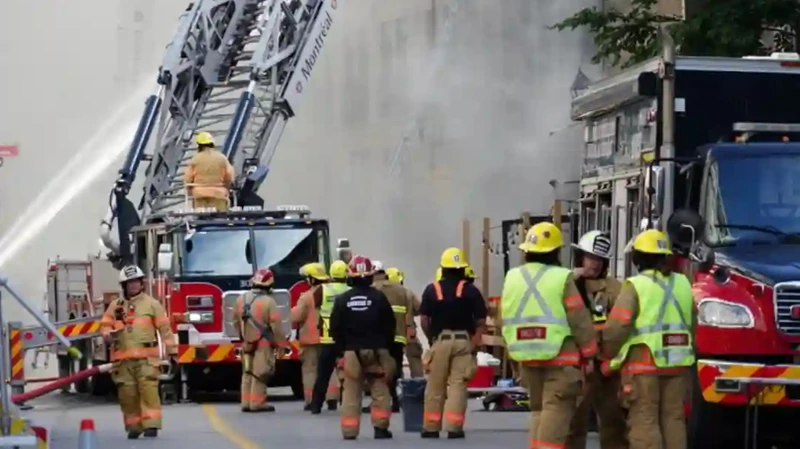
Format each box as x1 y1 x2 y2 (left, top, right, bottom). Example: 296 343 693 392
184 311 213 323
698 298 753 328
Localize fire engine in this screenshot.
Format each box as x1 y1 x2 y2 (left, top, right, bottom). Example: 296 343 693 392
570 35 800 448
31 0 340 401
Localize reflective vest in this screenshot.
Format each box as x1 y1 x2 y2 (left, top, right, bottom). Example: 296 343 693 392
609 270 695 370
500 263 572 362
319 282 349 344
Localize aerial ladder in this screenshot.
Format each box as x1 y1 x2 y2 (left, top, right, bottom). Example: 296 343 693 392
98 0 339 266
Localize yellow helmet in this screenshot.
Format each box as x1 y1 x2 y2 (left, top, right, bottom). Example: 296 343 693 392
465 265 476 279
329 260 348 279
440 247 468 269
632 229 672 255
299 262 330 281
195 131 215 146
435 267 443 281
519 222 563 253
386 267 403 284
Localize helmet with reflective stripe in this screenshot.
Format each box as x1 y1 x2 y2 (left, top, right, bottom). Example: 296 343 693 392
519 222 563 253
251 268 275 288
632 229 672 255
440 247 468 269
329 260 348 279
347 256 374 278
571 230 612 259
195 131 215 146
119 265 145 283
386 267 403 283
300 262 330 281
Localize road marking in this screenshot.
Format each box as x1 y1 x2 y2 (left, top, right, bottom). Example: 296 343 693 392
201 404 262 449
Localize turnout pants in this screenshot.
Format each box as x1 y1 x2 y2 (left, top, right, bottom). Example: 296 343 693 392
406 339 424 378
340 349 395 439
567 371 628 449
112 358 163 432
422 330 476 433
301 344 339 405
240 346 276 411
311 344 341 408
192 196 228 211
622 373 687 449
521 364 582 449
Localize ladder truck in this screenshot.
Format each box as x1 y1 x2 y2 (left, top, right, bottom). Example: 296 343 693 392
31 0 340 401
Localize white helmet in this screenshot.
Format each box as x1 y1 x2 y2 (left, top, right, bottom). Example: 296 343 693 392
372 260 385 273
119 265 146 283
571 230 612 259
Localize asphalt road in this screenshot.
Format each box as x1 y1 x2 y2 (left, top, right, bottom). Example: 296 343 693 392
23 389 601 449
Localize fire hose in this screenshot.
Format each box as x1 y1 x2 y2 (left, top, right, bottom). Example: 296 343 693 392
12 363 113 404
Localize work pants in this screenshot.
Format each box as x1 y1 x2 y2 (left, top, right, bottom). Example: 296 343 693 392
192 196 228 211
112 358 163 432
622 373 686 449
406 339 424 378
521 364 582 449
340 349 395 439
311 343 341 408
240 346 275 411
567 371 628 449
422 330 476 433
301 344 337 405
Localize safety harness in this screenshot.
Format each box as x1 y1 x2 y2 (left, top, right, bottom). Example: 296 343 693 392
240 291 276 381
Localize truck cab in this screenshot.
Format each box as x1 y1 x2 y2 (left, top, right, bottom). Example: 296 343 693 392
131 205 331 400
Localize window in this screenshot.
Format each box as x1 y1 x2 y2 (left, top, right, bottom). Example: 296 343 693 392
181 228 253 277
252 228 319 276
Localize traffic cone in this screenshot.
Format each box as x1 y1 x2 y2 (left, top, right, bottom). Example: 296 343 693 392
78 419 97 449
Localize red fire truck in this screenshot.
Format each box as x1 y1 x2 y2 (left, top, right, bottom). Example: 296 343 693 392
570 37 800 448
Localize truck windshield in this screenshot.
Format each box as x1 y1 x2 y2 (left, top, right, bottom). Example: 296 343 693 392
707 154 800 245
252 228 320 275
181 228 253 276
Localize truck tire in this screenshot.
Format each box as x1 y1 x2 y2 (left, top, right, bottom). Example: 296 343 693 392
687 372 737 449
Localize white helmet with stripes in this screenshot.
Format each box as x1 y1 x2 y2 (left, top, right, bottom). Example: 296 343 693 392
119 265 146 283
571 230 612 259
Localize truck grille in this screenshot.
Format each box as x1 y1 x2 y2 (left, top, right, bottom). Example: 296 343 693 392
221 290 294 341
774 282 800 335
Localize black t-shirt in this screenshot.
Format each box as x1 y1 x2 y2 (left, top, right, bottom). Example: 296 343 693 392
329 285 396 351
419 277 487 340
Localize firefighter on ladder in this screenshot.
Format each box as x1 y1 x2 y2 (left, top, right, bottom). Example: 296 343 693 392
232 268 285 412
100 265 177 440
309 260 350 414
183 131 235 211
601 229 695 449
566 231 628 449
500 223 597 449
330 256 396 440
420 247 487 439
386 267 424 378
291 262 330 410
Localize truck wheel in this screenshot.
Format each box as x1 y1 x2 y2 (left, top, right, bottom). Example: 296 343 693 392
687 373 737 449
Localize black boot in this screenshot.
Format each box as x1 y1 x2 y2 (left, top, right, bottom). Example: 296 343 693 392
343 435 356 440
252 404 275 412
420 431 439 438
127 431 142 440
310 404 322 415
391 402 400 413
361 405 370 414
303 403 312 411
374 427 393 439
327 400 338 411
447 431 465 439
143 428 158 438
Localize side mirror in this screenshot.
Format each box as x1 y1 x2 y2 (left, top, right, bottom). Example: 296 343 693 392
645 165 665 219
157 243 173 274
666 209 705 250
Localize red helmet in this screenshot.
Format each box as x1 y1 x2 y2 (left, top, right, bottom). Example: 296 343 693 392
251 268 275 288
347 256 374 278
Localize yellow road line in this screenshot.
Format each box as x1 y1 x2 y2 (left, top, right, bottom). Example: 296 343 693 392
201 404 262 449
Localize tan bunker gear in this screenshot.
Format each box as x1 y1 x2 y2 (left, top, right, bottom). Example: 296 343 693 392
183 131 234 211
340 349 395 438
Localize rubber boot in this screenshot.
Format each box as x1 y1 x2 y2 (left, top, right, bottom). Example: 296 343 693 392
241 407 251 413
252 404 276 412
447 431 465 439
344 435 356 440
303 403 312 411
310 404 322 415
327 400 338 411
143 428 158 438
421 431 439 439
374 427 393 439
127 431 142 440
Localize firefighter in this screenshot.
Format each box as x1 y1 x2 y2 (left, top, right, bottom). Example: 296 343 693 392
500 223 597 449
291 262 330 410
330 256 396 440
387 267 424 378
309 260 350 414
372 261 416 412
100 265 177 439
420 247 487 439
232 268 285 413
464 265 476 284
566 231 628 449
183 131 235 211
601 229 695 449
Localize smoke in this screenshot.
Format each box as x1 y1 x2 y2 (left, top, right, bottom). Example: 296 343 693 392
269 0 600 293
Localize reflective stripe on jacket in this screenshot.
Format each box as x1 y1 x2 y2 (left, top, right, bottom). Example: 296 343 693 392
320 282 349 344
